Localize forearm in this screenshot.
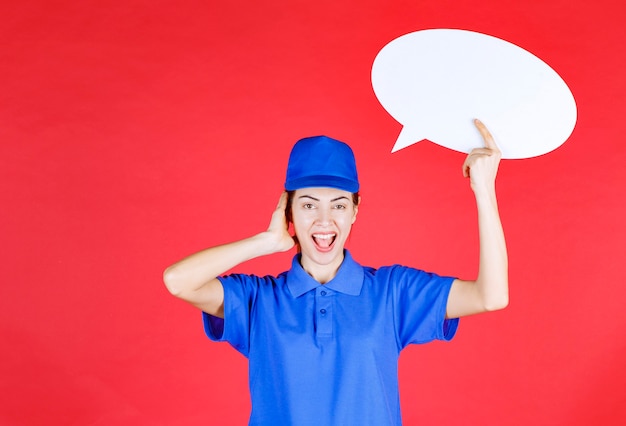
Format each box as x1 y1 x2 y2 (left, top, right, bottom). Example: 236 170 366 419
163 232 277 297
474 189 509 310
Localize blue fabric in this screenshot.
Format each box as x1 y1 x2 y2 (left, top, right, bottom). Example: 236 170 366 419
203 251 459 426
284 135 359 192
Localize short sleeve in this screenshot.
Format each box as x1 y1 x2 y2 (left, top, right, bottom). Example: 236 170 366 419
201 274 259 357
202 313 225 339
389 266 459 348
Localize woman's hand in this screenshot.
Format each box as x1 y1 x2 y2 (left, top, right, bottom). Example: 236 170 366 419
264 192 296 253
462 119 502 196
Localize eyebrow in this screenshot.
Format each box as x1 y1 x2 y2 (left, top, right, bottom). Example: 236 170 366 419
297 195 350 202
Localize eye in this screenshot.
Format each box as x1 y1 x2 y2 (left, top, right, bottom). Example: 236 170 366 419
333 204 347 210
303 203 315 209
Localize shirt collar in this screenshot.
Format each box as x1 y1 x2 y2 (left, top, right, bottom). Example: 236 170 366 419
286 250 364 298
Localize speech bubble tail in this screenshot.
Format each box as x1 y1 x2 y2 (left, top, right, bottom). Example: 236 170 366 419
391 127 423 153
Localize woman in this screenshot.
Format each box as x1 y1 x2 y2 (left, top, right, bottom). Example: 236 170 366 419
164 119 508 425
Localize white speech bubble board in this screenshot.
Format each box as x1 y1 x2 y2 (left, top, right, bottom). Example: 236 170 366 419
371 29 577 158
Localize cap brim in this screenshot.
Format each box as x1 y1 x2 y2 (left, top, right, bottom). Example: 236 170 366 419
285 175 359 193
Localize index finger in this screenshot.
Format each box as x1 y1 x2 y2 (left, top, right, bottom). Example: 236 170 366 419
474 119 500 151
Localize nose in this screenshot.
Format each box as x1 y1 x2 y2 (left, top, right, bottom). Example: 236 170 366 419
316 206 332 226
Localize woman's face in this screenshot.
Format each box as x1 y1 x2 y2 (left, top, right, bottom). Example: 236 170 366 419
290 187 359 278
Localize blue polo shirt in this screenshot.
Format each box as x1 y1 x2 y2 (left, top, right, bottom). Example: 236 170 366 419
203 250 458 426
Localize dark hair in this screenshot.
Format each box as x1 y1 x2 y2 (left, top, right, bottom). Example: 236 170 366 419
285 190 360 224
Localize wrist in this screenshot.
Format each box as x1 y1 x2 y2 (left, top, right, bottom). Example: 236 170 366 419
473 186 497 206
251 231 290 256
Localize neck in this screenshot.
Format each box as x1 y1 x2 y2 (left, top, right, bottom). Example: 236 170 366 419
300 252 345 284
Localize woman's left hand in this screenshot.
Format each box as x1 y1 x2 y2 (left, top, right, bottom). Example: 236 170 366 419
462 119 502 195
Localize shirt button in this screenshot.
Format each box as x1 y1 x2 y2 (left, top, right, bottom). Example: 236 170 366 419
320 309 327 315
321 291 327 296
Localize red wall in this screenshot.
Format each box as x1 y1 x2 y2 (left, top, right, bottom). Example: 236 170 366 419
2 1 625 424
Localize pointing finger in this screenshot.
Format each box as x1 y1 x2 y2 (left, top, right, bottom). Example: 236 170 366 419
474 119 500 151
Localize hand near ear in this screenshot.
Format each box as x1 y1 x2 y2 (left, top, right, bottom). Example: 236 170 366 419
265 192 296 253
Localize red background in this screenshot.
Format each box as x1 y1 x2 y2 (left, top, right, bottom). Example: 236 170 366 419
2 1 625 425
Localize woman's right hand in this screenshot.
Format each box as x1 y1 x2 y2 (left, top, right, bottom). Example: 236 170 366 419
264 192 296 253
164 192 296 316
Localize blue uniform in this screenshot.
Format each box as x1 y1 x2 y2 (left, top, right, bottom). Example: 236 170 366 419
203 250 459 425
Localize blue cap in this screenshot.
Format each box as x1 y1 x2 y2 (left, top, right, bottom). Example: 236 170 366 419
285 135 359 193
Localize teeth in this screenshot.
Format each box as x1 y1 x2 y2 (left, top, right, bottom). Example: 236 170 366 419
313 233 336 240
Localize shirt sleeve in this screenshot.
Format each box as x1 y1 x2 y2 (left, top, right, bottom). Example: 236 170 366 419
389 265 459 348
201 274 259 358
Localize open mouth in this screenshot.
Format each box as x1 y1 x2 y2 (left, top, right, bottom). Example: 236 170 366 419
312 233 337 252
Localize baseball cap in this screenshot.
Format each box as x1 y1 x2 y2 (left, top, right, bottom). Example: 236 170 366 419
284 135 359 193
